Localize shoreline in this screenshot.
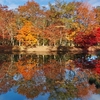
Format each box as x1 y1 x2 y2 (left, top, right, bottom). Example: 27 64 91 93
0 45 100 55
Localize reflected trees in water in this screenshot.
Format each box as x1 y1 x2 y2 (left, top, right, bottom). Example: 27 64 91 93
0 53 100 99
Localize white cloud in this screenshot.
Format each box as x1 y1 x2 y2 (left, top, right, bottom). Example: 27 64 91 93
40 0 49 1
0 0 4 5
41 4 49 8
88 0 100 7
0 0 29 10
0 0 100 10
89 94 100 100
8 4 19 10
41 2 55 9
92 2 100 7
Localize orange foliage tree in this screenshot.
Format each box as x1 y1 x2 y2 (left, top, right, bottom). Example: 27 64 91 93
16 22 41 46
17 0 42 25
0 4 16 45
41 60 65 80
76 1 99 32
14 56 42 80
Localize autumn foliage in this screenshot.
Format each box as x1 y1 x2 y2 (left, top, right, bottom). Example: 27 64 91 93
74 31 97 48
1 0 100 99
16 22 41 46
0 0 100 47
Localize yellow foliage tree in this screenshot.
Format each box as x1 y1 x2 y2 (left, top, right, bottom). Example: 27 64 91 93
16 22 41 46
66 22 81 41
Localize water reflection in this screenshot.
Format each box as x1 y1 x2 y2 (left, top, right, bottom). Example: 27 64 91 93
0 53 100 100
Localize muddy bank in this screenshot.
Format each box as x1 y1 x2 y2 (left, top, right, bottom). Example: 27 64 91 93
0 45 100 55
12 45 100 55
12 46 83 53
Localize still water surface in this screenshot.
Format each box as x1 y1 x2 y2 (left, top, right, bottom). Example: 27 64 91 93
0 52 100 100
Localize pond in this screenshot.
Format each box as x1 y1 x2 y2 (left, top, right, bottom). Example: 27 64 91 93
0 52 100 100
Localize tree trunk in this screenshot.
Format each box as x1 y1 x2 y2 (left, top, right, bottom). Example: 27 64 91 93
19 40 21 46
43 38 44 46
60 30 62 46
43 55 44 64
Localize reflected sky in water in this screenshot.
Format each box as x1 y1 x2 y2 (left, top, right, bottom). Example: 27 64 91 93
0 91 50 100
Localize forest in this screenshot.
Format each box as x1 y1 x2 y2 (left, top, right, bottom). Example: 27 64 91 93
0 0 100 49
1 1 100 99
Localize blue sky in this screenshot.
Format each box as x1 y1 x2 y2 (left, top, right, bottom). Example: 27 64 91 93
0 0 100 10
